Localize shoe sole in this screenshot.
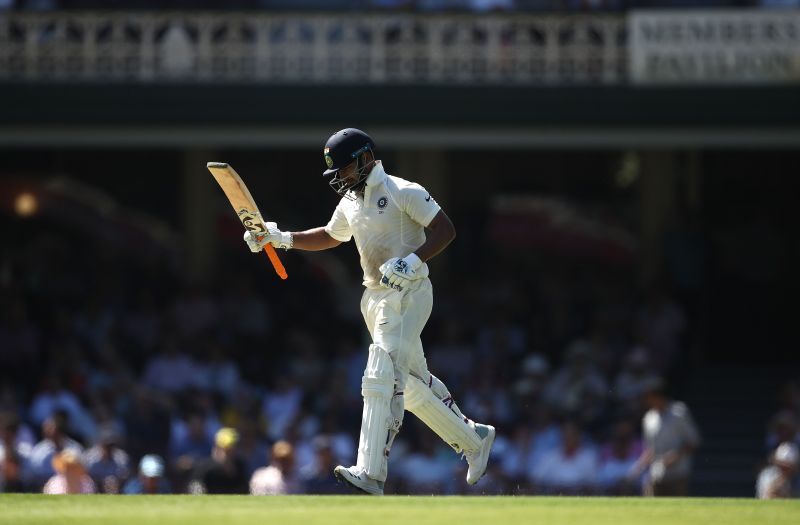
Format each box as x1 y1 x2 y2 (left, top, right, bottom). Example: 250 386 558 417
467 425 496 485
334 467 382 495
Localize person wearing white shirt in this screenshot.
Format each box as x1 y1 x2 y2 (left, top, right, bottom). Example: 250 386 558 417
757 442 799 499
633 379 701 496
243 128 495 495
531 421 597 495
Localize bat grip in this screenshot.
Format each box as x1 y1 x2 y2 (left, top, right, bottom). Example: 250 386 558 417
263 244 288 280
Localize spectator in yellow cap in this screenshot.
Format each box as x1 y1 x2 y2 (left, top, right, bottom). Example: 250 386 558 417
188 427 248 494
216 428 239 450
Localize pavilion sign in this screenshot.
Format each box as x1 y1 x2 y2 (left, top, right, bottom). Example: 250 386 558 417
629 10 800 84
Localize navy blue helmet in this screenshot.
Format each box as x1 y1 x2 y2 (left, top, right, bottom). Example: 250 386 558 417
322 128 375 197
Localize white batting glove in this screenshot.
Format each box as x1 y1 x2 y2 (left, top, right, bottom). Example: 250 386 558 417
379 253 423 292
243 222 293 252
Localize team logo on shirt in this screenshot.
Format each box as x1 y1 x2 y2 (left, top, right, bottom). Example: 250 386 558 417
377 196 388 213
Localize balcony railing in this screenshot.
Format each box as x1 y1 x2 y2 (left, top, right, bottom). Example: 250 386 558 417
0 12 627 84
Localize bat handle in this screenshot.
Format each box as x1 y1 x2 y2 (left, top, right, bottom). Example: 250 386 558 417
263 244 288 280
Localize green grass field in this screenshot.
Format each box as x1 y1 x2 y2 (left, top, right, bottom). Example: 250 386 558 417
1 495 797 525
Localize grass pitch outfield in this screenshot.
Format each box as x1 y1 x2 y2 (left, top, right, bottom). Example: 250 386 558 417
1 495 798 525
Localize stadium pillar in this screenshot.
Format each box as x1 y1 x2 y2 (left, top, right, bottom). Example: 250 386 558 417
639 151 678 287
181 148 217 282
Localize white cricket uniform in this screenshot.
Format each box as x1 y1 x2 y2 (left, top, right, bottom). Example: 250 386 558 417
324 161 483 483
324 160 439 389
325 160 439 290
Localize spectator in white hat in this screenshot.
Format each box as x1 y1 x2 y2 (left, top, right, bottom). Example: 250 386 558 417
123 454 171 495
757 442 799 499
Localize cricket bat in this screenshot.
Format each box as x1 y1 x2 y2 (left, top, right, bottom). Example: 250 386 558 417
207 162 288 280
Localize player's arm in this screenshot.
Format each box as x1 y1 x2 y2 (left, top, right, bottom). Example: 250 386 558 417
379 189 453 292
415 210 456 262
289 227 342 251
244 225 341 252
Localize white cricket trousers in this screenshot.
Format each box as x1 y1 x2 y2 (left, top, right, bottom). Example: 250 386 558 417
359 279 484 462
360 279 434 391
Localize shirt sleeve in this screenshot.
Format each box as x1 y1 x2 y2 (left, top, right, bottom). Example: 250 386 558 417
679 407 701 447
324 199 353 242
402 182 441 227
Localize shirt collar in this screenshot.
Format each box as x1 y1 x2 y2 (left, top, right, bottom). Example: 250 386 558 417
365 160 386 187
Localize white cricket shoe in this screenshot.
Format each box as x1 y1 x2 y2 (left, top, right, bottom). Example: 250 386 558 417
333 465 385 495
464 423 496 485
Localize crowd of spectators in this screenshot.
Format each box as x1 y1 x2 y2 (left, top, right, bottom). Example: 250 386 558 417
1 0 798 11
758 380 800 498
0 203 709 497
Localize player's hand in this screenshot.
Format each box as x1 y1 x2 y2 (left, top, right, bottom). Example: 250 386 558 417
379 254 423 292
243 222 293 252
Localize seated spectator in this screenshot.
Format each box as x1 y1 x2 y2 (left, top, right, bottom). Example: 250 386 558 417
531 420 597 494
169 410 215 476
300 436 342 495
0 412 33 489
514 353 550 402
82 428 130 494
43 449 96 495
29 411 83 489
189 428 249 494
1 449 26 492
463 371 515 427
427 320 475 393
543 344 608 423
498 425 533 486
123 388 171 461
757 442 799 499
28 374 96 442
262 377 303 442
141 341 198 393
524 406 562 476
250 440 302 495
0 410 35 453
235 418 269 478
122 455 171 495
193 342 242 400
596 420 642 495
399 434 459 495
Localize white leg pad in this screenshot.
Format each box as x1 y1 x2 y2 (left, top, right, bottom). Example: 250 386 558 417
405 374 482 453
429 374 470 422
356 344 399 482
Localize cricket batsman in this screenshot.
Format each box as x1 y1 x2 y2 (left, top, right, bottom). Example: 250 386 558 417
244 128 495 495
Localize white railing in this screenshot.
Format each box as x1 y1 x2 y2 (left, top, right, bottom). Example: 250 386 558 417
0 12 626 84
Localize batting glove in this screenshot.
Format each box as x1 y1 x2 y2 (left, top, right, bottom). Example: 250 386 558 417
379 253 423 292
243 222 293 252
